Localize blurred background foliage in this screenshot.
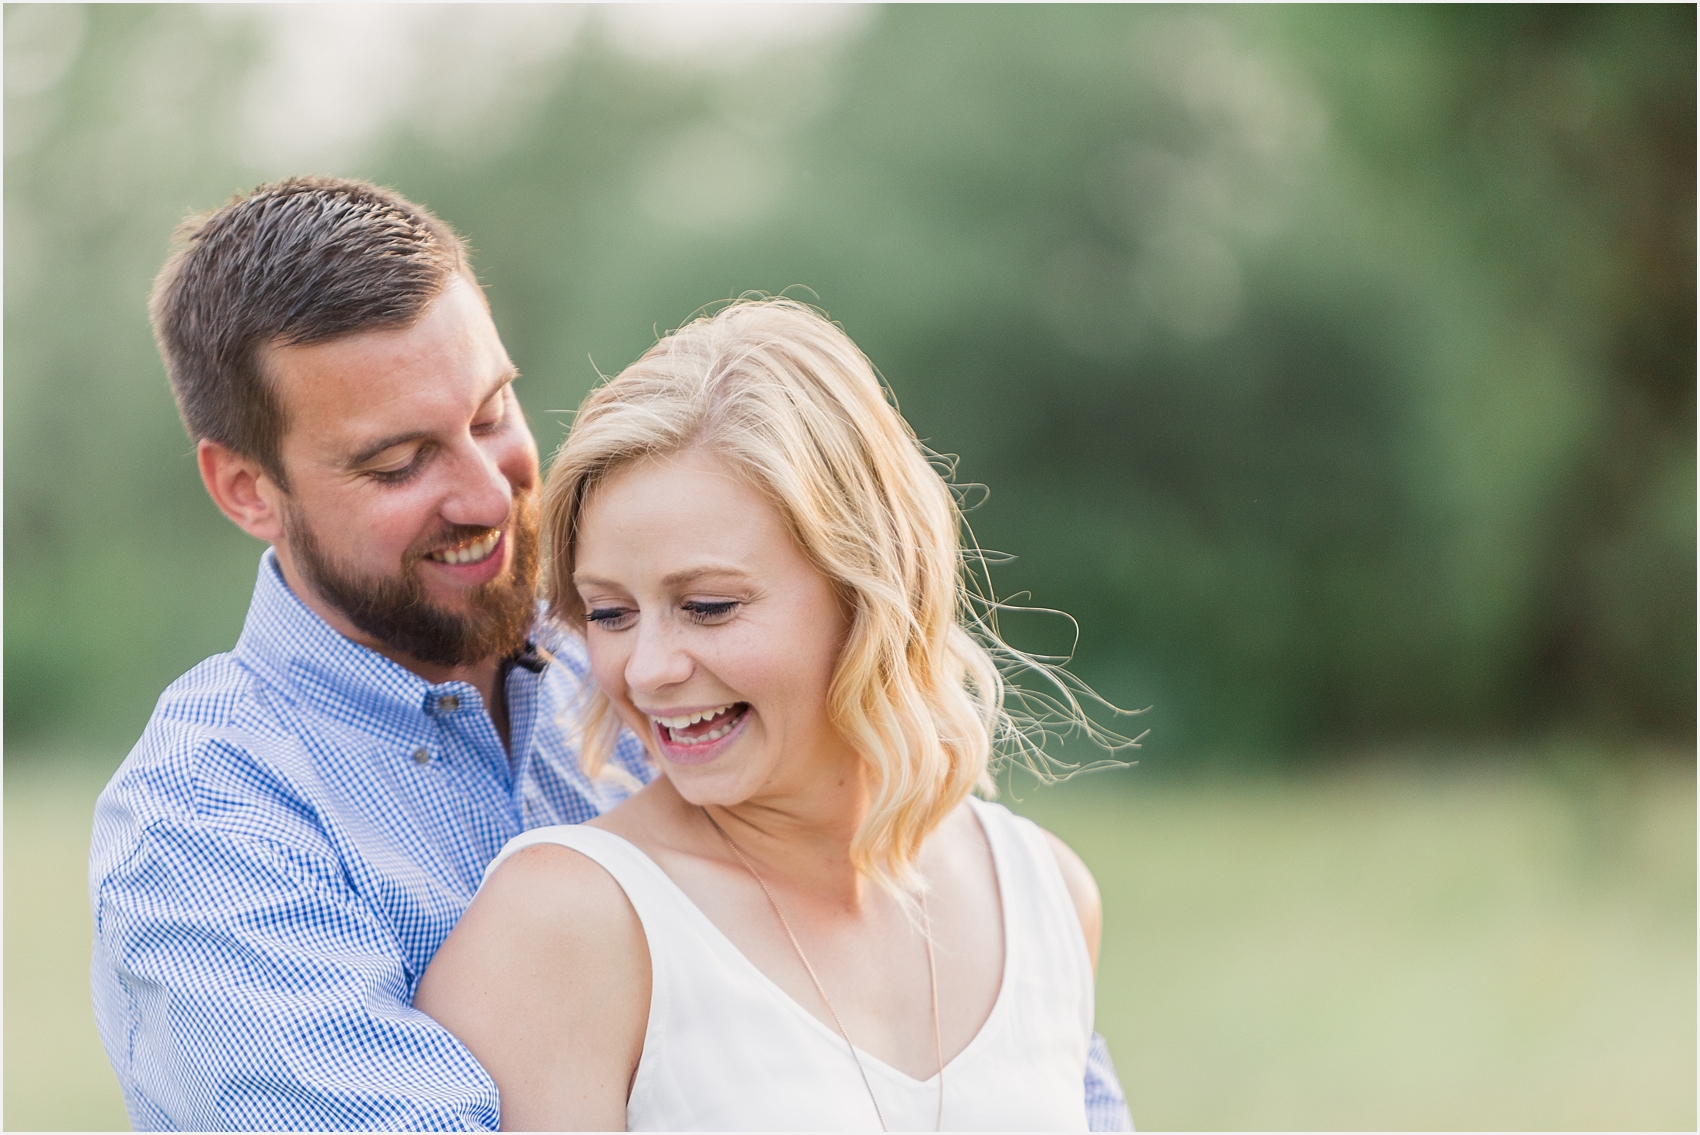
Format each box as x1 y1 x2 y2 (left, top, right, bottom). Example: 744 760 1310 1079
4 4 1693 1131
4 4 1693 760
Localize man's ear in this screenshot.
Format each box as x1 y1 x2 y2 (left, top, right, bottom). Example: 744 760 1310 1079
198 438 286 543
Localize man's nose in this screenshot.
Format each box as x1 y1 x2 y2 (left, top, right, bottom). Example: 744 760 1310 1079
440 441 514 529
625 620 692 695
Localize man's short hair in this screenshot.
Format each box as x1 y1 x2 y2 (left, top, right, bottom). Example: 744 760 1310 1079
150 176 471 488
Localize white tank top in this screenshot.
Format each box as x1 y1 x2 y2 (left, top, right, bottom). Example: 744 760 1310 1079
486 797 1093 1131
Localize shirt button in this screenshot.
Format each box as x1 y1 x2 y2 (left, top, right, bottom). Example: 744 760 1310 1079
412 747 431 765
437 694 460 712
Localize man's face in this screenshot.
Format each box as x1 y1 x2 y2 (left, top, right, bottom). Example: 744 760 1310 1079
263 275 542 670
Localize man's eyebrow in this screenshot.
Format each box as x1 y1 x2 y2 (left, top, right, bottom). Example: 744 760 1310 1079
343 369 518 469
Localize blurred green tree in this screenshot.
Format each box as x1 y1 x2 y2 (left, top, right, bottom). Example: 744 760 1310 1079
4 4 1691 764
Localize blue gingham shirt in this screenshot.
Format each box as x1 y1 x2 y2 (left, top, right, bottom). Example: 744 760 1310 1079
90 550 1133 1130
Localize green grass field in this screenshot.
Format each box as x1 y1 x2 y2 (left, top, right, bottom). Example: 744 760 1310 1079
6 753 1693 1130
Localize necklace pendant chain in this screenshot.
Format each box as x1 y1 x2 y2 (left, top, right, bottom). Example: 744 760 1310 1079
701 807 944 1133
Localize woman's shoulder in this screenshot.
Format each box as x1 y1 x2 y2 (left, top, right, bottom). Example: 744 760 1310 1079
486 775 675 888
418 828 649 1130
963 796 1102 968
486 828 629 899
1035 827 1101 948
484 789 696 942
963 796 1096 884
466 829 647 968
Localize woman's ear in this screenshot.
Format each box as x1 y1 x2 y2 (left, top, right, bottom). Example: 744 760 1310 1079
197 438 286 543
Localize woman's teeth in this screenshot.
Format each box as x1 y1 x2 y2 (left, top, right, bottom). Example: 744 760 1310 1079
429 530 500 565
651 703 743 745
675 719 737 745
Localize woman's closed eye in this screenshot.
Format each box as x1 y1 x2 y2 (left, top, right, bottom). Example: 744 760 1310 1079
682 599 739 625
584 599 740 631
584 605 636 631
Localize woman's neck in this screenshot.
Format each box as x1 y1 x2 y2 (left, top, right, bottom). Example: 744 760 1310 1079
668 763 883 912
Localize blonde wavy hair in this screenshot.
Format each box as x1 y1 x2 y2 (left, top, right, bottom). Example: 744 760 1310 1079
543 298 1128 892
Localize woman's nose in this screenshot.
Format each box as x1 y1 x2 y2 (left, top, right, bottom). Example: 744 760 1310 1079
625 620 692 694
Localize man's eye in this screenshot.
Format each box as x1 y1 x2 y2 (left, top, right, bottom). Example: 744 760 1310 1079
584 607 636 631
369 460 422 485
363 444 430 484
473 392 509 434
682 600 738 625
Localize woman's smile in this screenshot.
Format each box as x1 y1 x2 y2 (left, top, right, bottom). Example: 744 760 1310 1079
572 448 853 802
647 702 752 764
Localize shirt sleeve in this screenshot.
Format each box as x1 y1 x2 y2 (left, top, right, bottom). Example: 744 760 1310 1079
92 812 498 1131
1084 1030 1135 1131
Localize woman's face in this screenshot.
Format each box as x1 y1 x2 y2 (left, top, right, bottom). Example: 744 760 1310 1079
572 448 854 806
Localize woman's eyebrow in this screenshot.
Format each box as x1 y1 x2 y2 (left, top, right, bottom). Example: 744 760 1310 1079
571 566 753 590
571 572 623 591
659 566 753 588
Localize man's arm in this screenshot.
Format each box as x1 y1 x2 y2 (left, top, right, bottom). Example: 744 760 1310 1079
1085 1031 1135 1131
92 809 497 1131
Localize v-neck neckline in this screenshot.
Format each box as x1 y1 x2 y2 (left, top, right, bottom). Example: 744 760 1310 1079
600 796 1014 1087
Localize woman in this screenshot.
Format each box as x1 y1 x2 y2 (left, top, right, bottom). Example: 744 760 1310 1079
416 299 1109 1130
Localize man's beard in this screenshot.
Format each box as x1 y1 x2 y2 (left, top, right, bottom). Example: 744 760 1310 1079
284 490 540 668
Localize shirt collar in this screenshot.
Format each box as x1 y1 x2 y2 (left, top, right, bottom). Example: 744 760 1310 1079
232 548 545 740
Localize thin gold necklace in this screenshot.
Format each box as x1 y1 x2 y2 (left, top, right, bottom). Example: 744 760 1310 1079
700 806 944 1132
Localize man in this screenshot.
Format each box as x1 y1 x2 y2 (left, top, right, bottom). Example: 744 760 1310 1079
90 176 1134 1130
